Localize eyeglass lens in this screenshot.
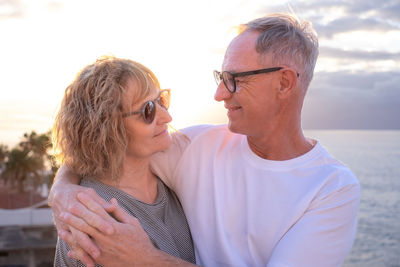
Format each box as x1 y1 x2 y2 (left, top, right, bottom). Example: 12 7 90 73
222 72 235 92
214 71 235 92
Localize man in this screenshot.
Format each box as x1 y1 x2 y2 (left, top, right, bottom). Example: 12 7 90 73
49 13 360 266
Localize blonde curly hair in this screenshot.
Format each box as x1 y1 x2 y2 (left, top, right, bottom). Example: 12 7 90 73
53 56 160 181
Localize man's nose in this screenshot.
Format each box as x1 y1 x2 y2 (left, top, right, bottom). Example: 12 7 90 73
214 82 232 102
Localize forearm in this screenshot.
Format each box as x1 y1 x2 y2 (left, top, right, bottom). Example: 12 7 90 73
105 248 198 267
53 165 80 186
147 250 198 267
48 165 80 206
49 165 114 267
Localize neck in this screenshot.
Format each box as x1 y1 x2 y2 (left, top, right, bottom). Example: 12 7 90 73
247 120 313 161
100 156 159 204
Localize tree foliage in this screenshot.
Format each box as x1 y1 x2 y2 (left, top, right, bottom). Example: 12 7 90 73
0 130 58 193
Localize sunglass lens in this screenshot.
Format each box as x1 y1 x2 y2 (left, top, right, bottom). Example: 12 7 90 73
143 101 156 124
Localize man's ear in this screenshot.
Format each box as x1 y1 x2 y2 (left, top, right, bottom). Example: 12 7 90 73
278 69 298 99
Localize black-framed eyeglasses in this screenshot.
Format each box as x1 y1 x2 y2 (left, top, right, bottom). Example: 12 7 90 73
213 67 299 93
122 89 170 124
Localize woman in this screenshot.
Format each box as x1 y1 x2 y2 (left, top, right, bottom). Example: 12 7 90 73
52 56 195 266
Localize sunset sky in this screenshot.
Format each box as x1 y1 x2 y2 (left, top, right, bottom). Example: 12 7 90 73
1 0 399 147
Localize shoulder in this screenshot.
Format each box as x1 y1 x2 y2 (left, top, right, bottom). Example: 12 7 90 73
80 178 117 203
177 124 231 141
312 142 360 199
168 124 233 151
318 144 358 184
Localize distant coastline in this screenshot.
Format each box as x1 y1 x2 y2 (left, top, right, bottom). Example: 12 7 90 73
1 127 399 148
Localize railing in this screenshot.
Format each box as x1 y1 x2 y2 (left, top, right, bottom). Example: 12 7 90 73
0 200 54 226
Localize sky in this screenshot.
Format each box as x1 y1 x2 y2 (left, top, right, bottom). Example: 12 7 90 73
0 0 399 147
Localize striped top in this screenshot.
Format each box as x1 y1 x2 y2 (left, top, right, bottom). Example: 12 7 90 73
54 177 195 266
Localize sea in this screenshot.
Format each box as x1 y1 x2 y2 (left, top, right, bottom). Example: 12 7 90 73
1 130 398 266
305 130 400 267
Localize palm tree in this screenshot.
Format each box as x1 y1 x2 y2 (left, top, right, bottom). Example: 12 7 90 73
1 131 54 192
20 131 51 157
0 144 9 185
0 144 8 168
0 130 59 193
19 131 53 189
2 147 42 192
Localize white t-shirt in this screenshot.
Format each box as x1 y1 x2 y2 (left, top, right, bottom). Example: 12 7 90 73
151 125 360 267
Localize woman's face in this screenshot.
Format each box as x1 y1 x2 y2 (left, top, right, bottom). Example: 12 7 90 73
123 78 172 159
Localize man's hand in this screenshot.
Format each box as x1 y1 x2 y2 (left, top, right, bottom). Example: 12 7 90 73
91 198 157 266
58 226 100 267
61 196 197 267
60 197 156 266
48 165 115 266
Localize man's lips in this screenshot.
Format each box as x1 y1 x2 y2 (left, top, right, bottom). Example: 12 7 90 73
225 105 241 111
225 105 242 118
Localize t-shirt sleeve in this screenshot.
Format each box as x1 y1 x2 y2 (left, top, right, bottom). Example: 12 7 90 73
150 125 215 190
55 235 103 267
267 179 361 267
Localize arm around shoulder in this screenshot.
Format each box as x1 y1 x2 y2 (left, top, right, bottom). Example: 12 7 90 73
150 125 216 188
48 165 82 208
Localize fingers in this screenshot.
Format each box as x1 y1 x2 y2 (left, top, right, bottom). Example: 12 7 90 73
50 184 88 230
58 229 74 246
80 188 114 211
108 198 136 224
53 214 71 234
70 226 100 259
59 228 97 267
76 192 115 233
67 193 114 235
68 250 95 267
60 211 99 238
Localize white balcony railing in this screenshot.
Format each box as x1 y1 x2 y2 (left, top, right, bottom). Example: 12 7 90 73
0 200 54 226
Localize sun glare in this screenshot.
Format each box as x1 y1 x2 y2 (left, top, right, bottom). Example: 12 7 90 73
1 0 398 147
0 0 235 146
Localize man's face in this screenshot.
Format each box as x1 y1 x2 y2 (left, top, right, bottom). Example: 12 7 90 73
214 30 282 138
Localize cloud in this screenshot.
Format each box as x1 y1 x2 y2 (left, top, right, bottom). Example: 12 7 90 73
0 0 24 19
302 70 400 129
0 0 63 20
314 17 399 38
257 0 400 40
320 47 400 61
311 71 400 93
46 1 63 13
295 0 400 21
289 0 400 38
345 0 400 22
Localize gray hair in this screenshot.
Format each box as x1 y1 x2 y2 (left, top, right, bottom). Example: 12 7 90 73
241 13 319 89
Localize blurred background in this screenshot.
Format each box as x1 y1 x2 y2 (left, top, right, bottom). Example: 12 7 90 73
0 0 399 266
